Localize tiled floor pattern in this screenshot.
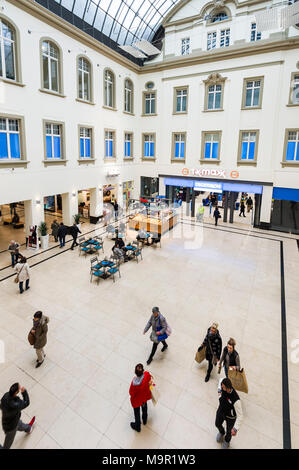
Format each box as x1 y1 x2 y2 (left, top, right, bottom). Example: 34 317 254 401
0 217 298 449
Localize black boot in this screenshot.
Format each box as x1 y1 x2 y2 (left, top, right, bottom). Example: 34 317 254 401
161 344 168 352
146 357 153 365
205 373 210 382
130 422 140 432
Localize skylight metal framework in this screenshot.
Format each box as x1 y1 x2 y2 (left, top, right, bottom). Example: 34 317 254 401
51 0 181 46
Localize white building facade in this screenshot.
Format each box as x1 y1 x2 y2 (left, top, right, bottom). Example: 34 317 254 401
0 0 299 233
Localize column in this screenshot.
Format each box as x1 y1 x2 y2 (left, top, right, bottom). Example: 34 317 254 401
259 185 273 227
229 192 238 223
24 199 45 236
159 177 166 198
89 186 103 224
117 181 124 210
186 187 191 217
61 192 78 226
223 191 229 223
191 190 196 218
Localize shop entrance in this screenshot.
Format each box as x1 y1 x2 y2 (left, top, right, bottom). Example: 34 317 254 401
0 201 25 252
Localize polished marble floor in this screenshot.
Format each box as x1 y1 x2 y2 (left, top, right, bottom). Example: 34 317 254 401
0 217 298 449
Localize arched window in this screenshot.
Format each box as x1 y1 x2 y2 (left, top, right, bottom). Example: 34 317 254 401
0 19 16 80
78 57 91 101
211 11 228 23
104 69 115 108
42 40 60 93
124 79 133 113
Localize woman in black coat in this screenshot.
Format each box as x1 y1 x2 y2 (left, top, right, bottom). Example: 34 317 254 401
198 322 222 382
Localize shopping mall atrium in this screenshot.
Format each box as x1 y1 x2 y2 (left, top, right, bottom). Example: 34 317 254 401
0 0 298 451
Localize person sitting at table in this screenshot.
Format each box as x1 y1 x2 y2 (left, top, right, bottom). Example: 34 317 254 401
136 229 148 244
150 232 161 245
113 237 129 261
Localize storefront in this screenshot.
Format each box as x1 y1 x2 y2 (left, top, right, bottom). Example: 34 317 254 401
103 184 117 203
140 177 159 198
271 187 299 234
123 181 134 209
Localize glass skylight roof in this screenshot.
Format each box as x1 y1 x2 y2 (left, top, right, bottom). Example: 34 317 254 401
53 0 181 46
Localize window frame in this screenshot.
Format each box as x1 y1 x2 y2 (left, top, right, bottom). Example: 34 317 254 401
181 37 190 56
203 73 226 112
282 128 299 166
124 131 134 160
104 128 116 159
241 76 264 110
173 86 189 114
78 125 94 162
124 78 134 114
171 132 186 162
288 72 299 106
40 38 63 96
103 68 116 110
77 55 93 103
0 15 22 85
142 133 156 160
200 131 222 163
142 90 157 116
237 129 259 165
250 23 262 42
0 112 27 166
43 119 66 165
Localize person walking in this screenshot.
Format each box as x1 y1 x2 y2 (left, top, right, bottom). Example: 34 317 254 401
57 222 67 248
246 196 253 213
70 223 82 250
197 203 205 222
239 201 246 217
219 338 240 378
30 311 49 368
14 256 30 294
216 377 243 449
8 240 20 267
51 219 60 242
198 322 222 382
129 363 152 432
113 200 119 221
213 206 221 226
0 383 35 449
143 307 168 365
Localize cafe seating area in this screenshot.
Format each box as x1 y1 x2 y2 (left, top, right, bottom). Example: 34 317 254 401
78 236 104 256
90 256 121 283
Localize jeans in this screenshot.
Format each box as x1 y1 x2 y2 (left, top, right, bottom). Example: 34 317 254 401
19 279 29 293
149 340 167 360
215 408 236 443
133 403 148 431
3 419 31 449
10 252 19 267
59 236 65 247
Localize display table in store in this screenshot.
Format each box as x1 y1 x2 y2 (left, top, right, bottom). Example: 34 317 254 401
128 210 178 235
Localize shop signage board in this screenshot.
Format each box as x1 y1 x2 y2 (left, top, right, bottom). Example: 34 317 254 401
194 181 223 193
182 168 240 179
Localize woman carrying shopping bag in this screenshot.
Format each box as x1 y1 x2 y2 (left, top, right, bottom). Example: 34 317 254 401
143 307 170 365
129 363 152 432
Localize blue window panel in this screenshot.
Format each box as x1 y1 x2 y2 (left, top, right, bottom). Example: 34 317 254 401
248 142 255 159
127 142 131 156
245 89 252 106
46 135 52 158
109 140 113 157
241 142 248 159
215 92 221 109
181 142 185 158
145 100 150 114
253 88 259 106
212 142 218 159
125 142 128 156
205 142 211 158
208 94 214 109
85 139 90 157
80 138 84 157
9 134 20 159
175 142 180 158
53 136 61 158
286 142 295 161
0 133 8 158
144 142 149 157
150 142 154 157
105 140 108 157
296 144 299 161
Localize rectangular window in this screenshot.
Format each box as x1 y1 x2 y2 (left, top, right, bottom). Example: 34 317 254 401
143 134 155 158
181 38 190 56
240 131 257 160
207 84 222 110
105 130 115 158
172 133 186 160
45 122 62 159
251 23 261 42
285 130 299 161
245 80 261 107
176 89 188 113
220 29 230 47
291 74 299 105
144 92 156 115
79 127 91 158
207 32 217 50
124 133 133 158
203 133 220 160
0 118 21 159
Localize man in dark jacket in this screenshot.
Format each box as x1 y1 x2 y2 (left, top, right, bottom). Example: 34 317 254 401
198 322 222 382
0 383 35 449
216 377 243 448
57 222 67 248
213 206 221 226
70 223 82 250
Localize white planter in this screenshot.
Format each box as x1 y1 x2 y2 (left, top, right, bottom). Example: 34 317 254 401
40 234 49 250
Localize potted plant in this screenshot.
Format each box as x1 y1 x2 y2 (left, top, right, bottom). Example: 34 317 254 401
73 213 81 230
38 221 49 250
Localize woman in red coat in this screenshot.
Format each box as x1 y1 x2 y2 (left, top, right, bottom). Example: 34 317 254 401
129 363 152 432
